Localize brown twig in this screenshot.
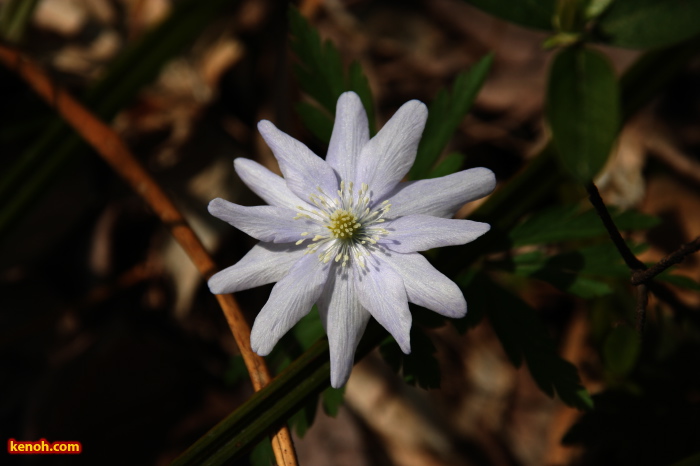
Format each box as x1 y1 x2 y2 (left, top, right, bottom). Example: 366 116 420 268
0 44 297 465
585 182 647 272
587 181 700 333
631 236 700 285
586 182 649 331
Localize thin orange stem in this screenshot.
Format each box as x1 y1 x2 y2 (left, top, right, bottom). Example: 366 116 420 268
0 44 297 466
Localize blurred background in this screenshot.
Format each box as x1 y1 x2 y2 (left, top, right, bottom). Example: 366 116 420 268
1 0 700 465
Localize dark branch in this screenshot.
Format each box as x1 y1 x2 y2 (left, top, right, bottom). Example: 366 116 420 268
631 236 700 285
635 284 648 332
586 181 650 332
586 182 700 333
585 182 647 271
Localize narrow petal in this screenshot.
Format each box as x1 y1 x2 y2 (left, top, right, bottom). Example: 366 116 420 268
355 100 428 200
381 167 496 218
318 266 371 388
326 92 370 182
250 254 331 355
354 256 412 353
233 158 306 210
382 250 466 318
379 215 490 253
208 242 306 294
208 198 321 243
258 120 338 201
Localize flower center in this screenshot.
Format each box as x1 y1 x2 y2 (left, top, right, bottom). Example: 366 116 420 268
293 181 390 267
327 209 360 239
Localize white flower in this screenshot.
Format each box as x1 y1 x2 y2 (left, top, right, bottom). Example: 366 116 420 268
209 92 496 387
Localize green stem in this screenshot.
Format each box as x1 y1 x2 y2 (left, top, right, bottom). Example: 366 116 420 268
172 323 386 465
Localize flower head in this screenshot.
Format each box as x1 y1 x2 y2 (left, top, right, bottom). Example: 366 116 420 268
208 92 496 387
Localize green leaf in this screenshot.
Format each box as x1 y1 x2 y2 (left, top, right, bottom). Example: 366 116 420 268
518 259 614 298
509 204 659 247
412 305 449 329
463 0 556 31
426 152 465 179
585 0 615 20
248 438 274 466
291 309 326 351
554 0 587 33
595 0 700 49
445 35 700 272
288 7 375 135
288 399 317 438
500 250 614 298
458 273 593 409
347 61 376 135
410 54 493 179
614 209 663 231
321 386 345 417
223 356 248 387
289 7 344 113
656 273 700 291
296 101 334 143
547 46 620 183
603 325 641 377
495 242 650 298
380 327 441 390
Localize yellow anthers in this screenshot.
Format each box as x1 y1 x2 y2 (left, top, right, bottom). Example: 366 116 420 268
326 209 360 240
293 179 392 267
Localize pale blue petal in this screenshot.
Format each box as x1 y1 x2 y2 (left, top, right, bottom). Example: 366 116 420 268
208 242 306 294
354 256 411 353
355 100 428 201
250 254 331 355
379 214 490 253
318 265 371 388
380 167 496 218
208 198 321 243
382 250 466 318
326 92 369 182
233 158 306 210
258 120 338 202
